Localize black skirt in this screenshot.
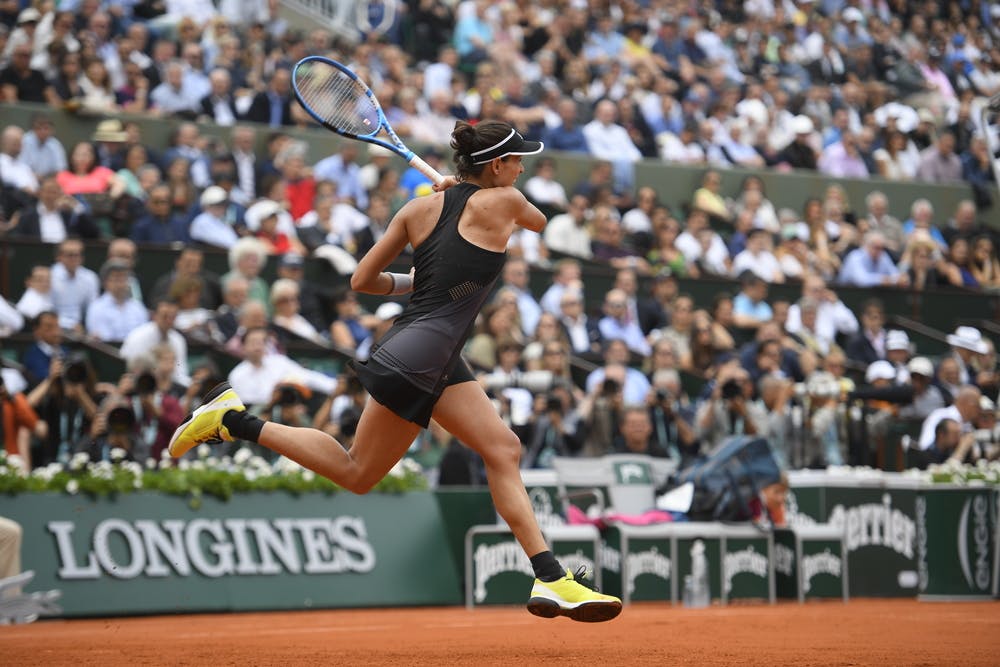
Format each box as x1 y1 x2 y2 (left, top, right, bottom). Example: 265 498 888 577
350 356 476 428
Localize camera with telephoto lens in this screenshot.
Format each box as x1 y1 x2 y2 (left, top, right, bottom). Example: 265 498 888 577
721 379 742 400
656 388 671 403
276 384 304 406
484 370 557 394
135 371 157 395
106 404 136 434
64 352 89 384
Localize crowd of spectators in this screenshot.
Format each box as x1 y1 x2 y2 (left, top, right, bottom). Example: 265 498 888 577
1 0 999 484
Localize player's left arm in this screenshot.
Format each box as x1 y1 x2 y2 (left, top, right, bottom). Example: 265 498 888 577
351 204 415 295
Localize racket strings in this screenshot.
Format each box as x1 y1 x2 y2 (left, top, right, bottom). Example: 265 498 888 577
296 65 380 137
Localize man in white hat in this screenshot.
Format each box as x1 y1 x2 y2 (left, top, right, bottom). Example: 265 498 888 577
898 357 946 421
946 326 988 386
189 186 240 249
885 330 911 384
776 115 818 170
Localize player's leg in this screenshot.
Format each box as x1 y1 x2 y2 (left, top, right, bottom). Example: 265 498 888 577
257 400 421 494
431 381 622 622
169 382 420 494
430 380 548 556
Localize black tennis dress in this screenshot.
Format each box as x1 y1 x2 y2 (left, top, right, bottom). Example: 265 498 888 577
352 182 505 427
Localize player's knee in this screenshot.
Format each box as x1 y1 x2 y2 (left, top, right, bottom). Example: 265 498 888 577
344 474 377 495
488 430 522 469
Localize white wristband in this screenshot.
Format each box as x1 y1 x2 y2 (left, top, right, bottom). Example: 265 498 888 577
385 272 413 295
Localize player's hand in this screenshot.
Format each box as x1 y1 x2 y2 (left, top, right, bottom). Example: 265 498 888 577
432 176 459 192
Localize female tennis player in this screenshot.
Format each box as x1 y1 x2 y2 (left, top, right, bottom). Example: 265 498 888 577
169 120 622 623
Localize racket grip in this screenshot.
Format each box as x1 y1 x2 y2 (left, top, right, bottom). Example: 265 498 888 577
408 155 444 186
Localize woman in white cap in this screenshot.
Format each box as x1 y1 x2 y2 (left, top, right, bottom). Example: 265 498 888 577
169 120 622 622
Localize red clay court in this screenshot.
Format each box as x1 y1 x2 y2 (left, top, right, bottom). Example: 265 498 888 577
4 599 999 666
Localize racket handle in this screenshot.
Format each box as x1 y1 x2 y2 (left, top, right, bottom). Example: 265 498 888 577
408 155 444 186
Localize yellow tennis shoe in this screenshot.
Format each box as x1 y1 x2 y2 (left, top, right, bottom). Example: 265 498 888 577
527 567 622 623
168 382 245 457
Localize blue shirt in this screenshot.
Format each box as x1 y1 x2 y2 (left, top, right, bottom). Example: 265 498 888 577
313 155 368 209
454 16 493 57
837 248 900 287
84 293 150 343
901 221 948 249
542 124 589 153
597 317 651 356
20 131 67 176
733 293 773 322
50 263 100 330
267 91 284 128
130 213 191 244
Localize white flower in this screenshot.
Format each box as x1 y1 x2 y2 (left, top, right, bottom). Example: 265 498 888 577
134 478 143 489
274 457 301 475
249 456 269 471
206 457 219 468
191 460 205 471
197 444 211 460
110 447 127 462
145 458 157 470
66 479 79 495
401 458 423 475
70 452 90 471
234 448 253 465
160 448 172 460
302 470 315 482
388 460 405 479
6 455 27 476
244 470 258 482
178 459 190 471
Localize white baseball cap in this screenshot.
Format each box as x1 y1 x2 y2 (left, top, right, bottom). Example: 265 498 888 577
886 330 911 352
866 360 896 383
906 357 934 378
199 186 228 208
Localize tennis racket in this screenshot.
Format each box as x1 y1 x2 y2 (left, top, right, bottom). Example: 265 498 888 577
292 56 444 186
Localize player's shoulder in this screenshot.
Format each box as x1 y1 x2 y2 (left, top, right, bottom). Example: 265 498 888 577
469 185 527 205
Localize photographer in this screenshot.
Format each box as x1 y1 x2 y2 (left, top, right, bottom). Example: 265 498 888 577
77 399 144 463
577 365 626 458
797 371 846 469
265 382 314 430
646 369 698 466
695 363 766 458
21 311 67 386
521 389 583 469
314 372 368 440
26 352 99 466
78 359 183 462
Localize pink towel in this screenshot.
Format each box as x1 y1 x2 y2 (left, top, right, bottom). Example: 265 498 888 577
566 505 674 529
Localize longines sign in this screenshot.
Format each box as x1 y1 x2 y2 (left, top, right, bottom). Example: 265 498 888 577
48 517 377 580
6 492 461 615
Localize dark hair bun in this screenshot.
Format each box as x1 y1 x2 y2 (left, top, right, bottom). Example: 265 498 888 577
451 121 477 173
